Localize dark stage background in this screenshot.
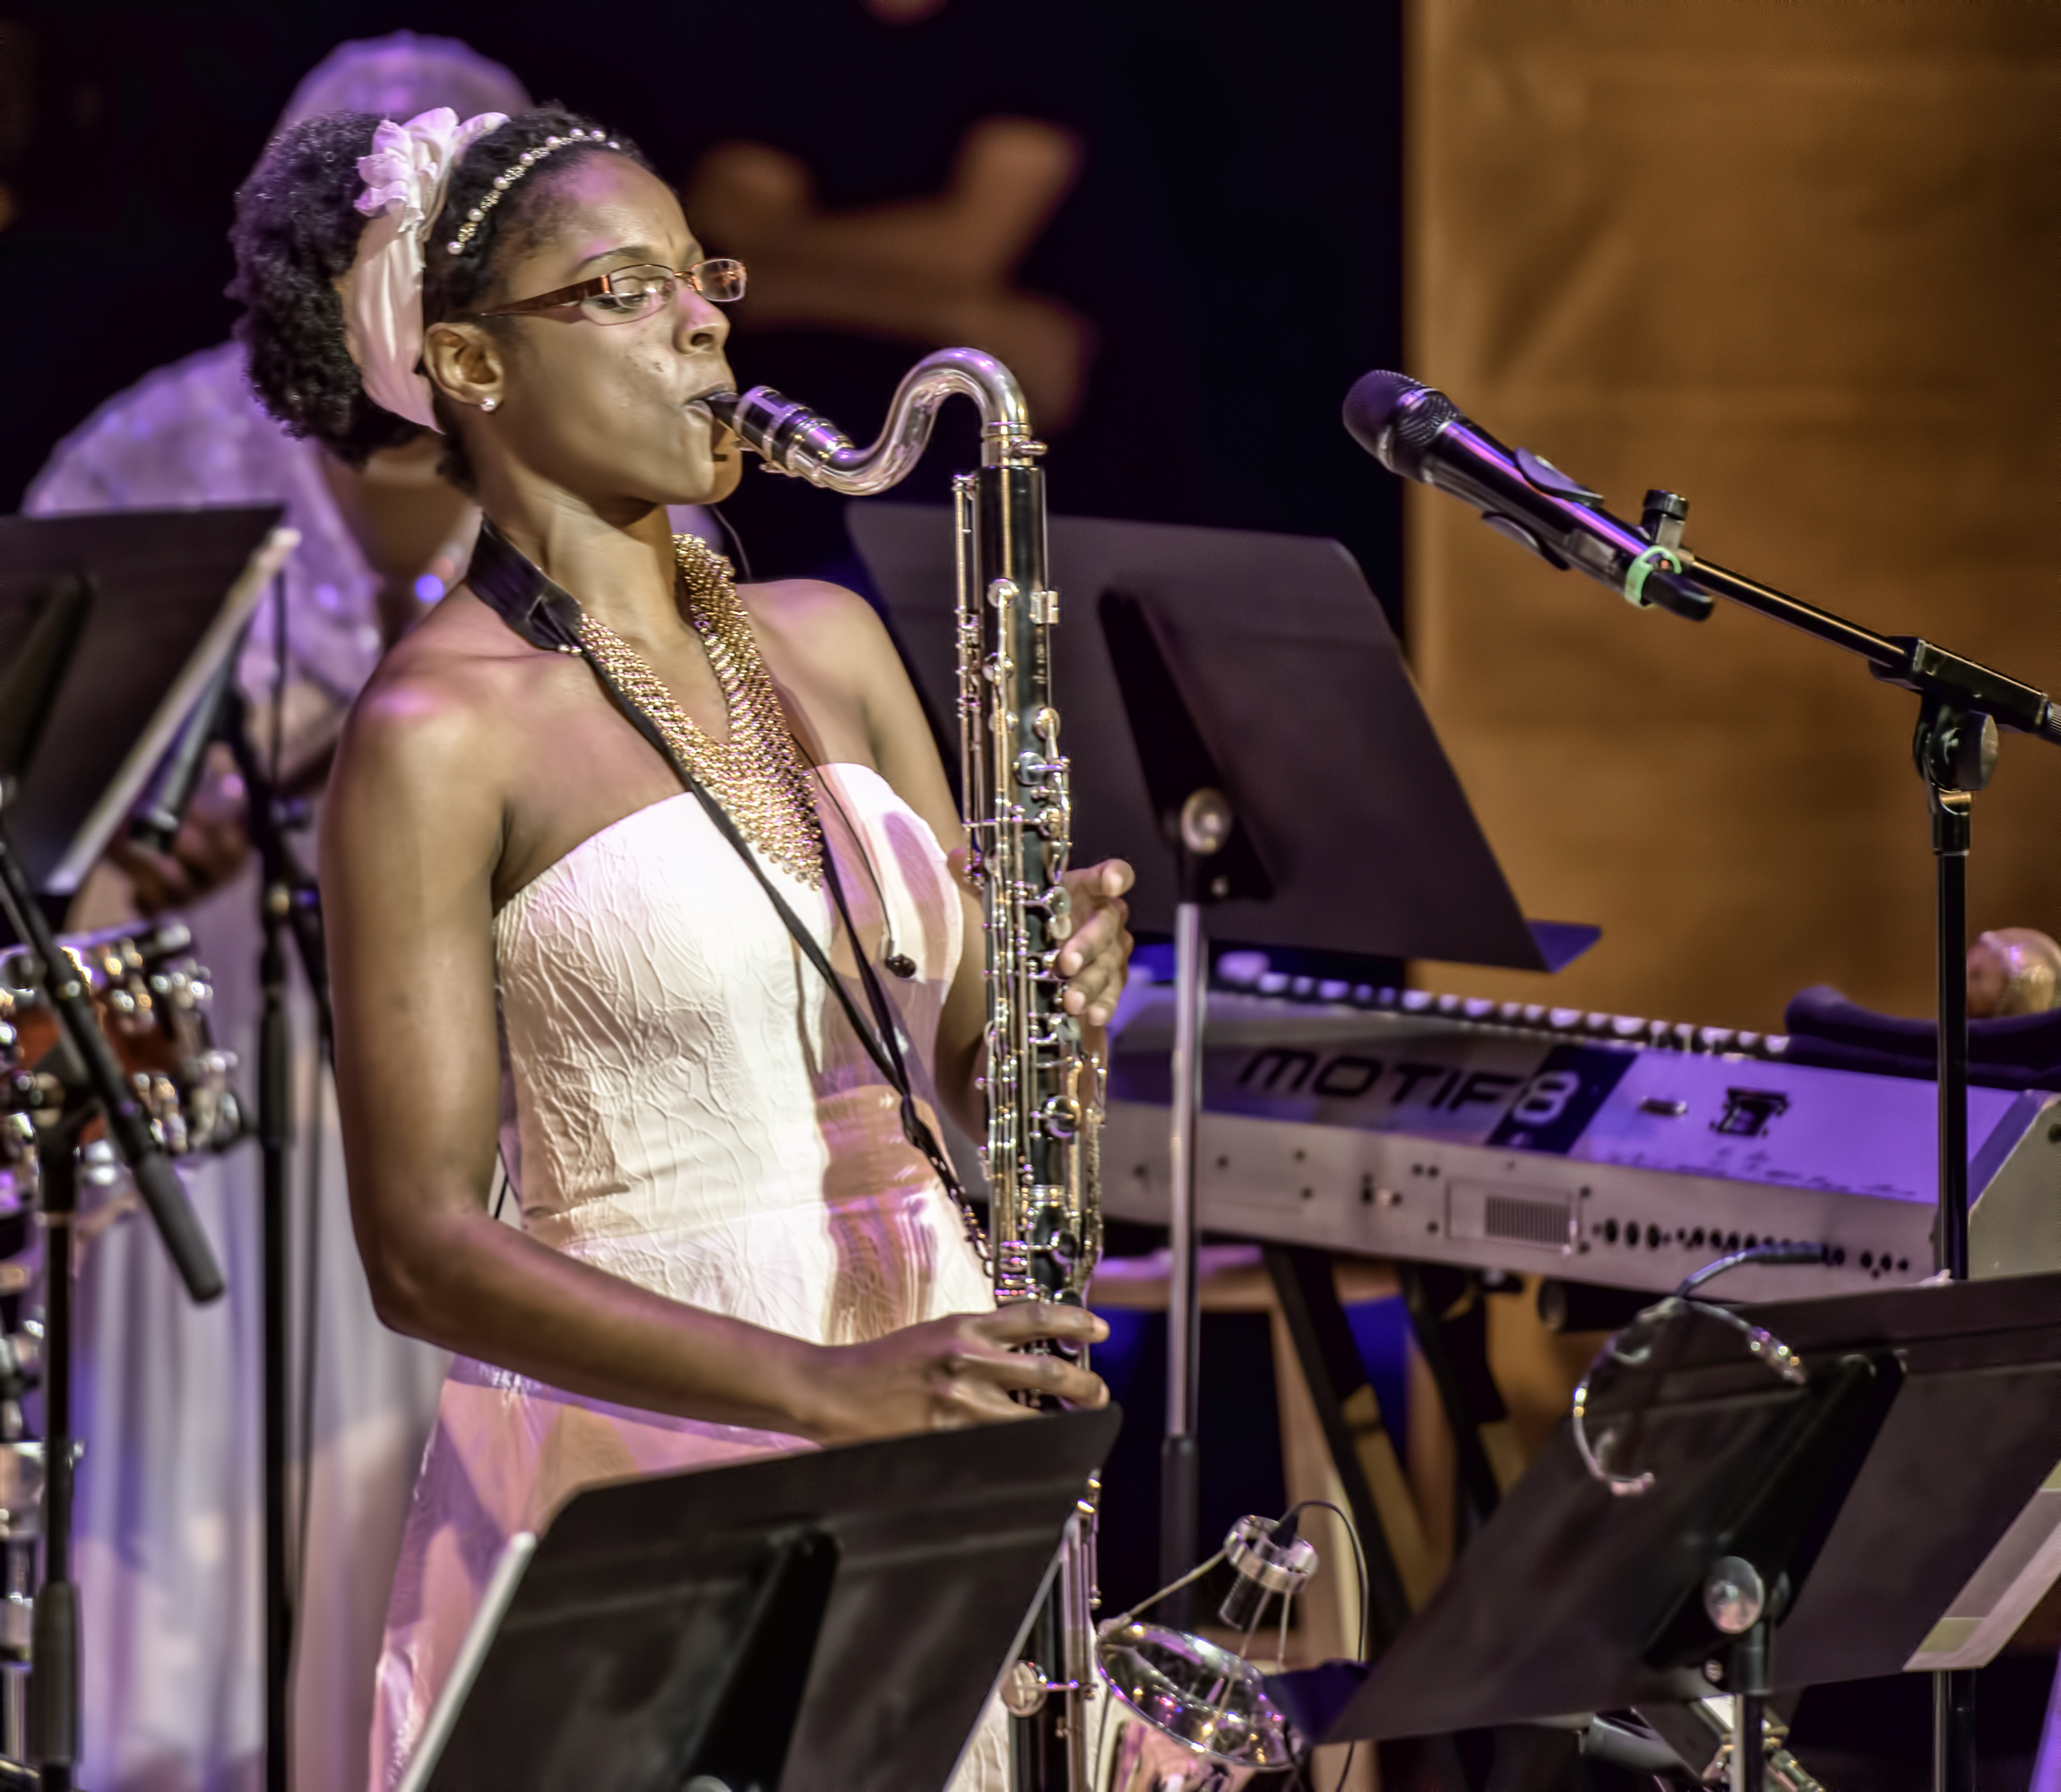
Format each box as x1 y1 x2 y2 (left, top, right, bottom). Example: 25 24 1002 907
0 0 1405 625
0 0 1409 1680
5 5 2057 1788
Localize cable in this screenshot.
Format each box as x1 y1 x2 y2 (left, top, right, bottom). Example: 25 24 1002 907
1276 1498 1369 1792
1106 1547 1229 1628
269 572 287 788
1676 1239 1827 1297
707 504 756 584
812 767 917 978
275 565 321 1641
291 1029 326 1613
1280 1498 1370 1660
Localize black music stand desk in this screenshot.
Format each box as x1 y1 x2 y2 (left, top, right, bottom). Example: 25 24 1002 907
1308 1273 2061 1744
851 503 1598 1622
398 1406 1121 1792
0 506 293 897
850 504 1593 972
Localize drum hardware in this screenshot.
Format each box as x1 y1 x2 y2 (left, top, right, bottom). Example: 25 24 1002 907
0 505 282 1790
0 1057 219 1787
0 923 243 1169
1089 1509 1330 1791
0 1329 39 1768
0 914 238 1785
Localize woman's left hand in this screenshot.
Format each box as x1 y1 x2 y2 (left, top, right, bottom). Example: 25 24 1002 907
1054 858 1134 1029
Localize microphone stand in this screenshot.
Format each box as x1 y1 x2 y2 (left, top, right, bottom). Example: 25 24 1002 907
1094 583 1284 1630
0 723 227 1790
1161 877 1202 1621
1160 788 1237 1628
215 680 328 1792
1618 498 2061 1792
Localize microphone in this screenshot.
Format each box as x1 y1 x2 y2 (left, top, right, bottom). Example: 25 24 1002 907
1342 371 1713 624
1215 1511 1317 1633
131 649 240 855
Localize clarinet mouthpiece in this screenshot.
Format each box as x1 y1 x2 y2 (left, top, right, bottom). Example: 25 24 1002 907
698 390 740 432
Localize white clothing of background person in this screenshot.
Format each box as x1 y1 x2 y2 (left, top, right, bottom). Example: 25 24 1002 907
21 34 524 1792
24 195 729 1792
30 353 729 1790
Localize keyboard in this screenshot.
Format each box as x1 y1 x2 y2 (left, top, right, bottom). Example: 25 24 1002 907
1097 965 2060 1301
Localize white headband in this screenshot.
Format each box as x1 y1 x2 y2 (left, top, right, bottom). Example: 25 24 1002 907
343 107 508 429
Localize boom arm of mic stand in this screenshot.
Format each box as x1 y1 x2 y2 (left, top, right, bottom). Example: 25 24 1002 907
1679 556 2061 746
0 813 224 1304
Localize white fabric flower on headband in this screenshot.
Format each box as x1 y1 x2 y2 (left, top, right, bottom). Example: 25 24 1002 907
343 106 507 430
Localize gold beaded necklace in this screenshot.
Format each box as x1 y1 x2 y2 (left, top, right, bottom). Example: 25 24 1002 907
575 534 824 887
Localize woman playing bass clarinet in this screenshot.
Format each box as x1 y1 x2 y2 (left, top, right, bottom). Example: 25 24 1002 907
227 99 1133 1788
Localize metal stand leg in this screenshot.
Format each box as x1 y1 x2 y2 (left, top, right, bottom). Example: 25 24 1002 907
259 889 293 1792
1262 1245 1416 1651
0 594 227 1786
1919 699 1988 1792
1731 1619 1772 1792
225 684 330 1792
1160 899 1204 1623
1932 786 1972 1280
30 1129 81 1792
1936 1666 1979 1792
0 1641 19 1767
1400 1264 1507 1539
0 1346 39 1770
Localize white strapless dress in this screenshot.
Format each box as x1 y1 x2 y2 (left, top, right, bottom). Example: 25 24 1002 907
366 764 1005 1789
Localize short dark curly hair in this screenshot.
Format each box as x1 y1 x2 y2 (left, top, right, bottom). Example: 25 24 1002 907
229 102 652 487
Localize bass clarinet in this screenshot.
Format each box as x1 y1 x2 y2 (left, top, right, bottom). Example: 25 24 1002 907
708 349 1105 1792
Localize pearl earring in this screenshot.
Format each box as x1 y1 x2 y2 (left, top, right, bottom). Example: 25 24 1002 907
480 396 499 413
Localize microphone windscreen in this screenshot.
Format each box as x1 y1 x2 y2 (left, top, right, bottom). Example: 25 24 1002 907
1341 370 1426 461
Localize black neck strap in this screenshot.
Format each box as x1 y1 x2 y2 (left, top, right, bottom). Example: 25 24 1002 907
464 521 975 1225
466 518 585 653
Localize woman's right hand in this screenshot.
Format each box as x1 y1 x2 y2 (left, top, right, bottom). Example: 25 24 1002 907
799 1302 1110 1446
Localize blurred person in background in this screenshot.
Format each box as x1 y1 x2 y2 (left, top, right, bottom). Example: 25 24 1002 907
23 32 536 1792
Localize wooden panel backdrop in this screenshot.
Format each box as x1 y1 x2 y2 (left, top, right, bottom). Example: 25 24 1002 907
1405 0 2061 1030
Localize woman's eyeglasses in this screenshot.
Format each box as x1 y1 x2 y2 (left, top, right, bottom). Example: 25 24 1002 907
472 258 747 327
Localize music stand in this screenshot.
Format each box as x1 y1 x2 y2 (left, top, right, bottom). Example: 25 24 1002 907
851 504 1598 1608
0 508 296 897
1308 1274 2061 1774
398 1406 1122 1792
851 504 1588 968
0 505 291 1788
